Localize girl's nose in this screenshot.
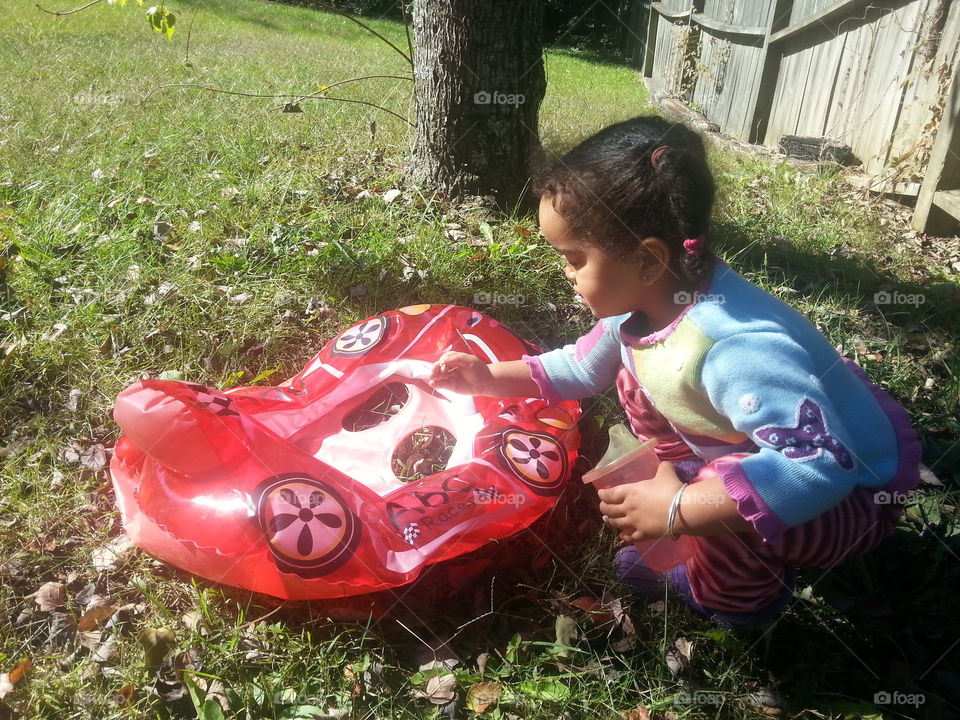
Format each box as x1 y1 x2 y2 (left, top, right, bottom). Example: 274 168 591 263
565 268 576 283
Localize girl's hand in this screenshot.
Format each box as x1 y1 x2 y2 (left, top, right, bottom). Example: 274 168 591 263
596 461 684 543
429 351 493 395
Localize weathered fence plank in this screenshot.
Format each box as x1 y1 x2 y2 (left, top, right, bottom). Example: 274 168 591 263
637 0 960 232
913 0 960 232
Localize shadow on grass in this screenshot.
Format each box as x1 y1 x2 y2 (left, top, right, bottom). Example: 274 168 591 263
713 218 960 338
768 527 960 717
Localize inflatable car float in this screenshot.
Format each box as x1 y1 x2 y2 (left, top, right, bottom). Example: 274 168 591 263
110 304 581 599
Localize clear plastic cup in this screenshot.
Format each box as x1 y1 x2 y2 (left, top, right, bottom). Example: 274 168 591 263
583 425 696 572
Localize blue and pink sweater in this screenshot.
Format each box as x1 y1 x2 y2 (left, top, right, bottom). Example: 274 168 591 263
524 263 921 543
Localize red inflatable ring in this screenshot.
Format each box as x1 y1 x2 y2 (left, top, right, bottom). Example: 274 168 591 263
110 305 581 599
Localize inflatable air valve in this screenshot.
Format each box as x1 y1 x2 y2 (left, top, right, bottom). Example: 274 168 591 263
583 423 696 572
110 305 582 599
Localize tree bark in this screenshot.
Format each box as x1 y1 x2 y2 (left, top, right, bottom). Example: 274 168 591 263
411 0 546 208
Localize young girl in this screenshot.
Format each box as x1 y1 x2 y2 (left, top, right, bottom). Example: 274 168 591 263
428 116 921 626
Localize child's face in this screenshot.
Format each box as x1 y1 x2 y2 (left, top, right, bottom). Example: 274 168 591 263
538 195 649 319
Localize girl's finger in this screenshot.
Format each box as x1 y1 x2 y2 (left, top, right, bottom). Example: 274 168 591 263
604 516 630 530
597 501 627 518
596 486 626 504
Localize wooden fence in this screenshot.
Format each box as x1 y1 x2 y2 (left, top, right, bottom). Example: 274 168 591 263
636 0 960 234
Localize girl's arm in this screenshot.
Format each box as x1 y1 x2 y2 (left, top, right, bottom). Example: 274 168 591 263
429 352 541 398
486 359 542 397
673 471 755 536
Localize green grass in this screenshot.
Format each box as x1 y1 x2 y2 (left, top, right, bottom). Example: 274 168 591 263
1 1 959 719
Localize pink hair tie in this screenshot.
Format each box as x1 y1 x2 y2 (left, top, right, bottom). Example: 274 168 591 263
683 235 706 256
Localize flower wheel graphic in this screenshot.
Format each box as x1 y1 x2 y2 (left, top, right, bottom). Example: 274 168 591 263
255 474 360 577
332 316 389 357
498 429 567 496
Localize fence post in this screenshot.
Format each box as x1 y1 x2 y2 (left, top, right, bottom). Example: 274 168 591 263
913 63 960 234
746 0 793 144
642 1 659 79
623 0 651 68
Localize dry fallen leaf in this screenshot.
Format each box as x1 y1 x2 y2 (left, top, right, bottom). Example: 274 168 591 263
466 681 502 713
44 322 68 341
0 659 32 699
194 676 231 712
153 220 172 241
78 604 116 632
344 667 362 698
552 614 578 660
621 706 651 720
92 535 135 572
48 612 76 646
666 637 694 677
32 582 66 611
173 649 198 683
475 651 489 676
422 673 456 705
91 633 119 664
66 389 83 412
610 612 637 652
7 660 31 686
61 441 107 471
114 684 136 708
139 627 177 669
570 595 603 613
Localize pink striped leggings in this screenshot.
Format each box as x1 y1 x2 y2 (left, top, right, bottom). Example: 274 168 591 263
616 368 903 614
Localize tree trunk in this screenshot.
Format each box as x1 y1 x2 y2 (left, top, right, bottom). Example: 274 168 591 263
411 0 546 208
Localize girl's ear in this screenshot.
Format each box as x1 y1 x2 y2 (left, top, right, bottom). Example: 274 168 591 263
636 237 672 284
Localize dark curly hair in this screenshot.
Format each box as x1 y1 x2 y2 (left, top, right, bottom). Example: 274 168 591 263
534 116 716 283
